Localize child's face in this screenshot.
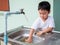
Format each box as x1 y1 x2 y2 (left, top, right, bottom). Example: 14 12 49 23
38 9 50 20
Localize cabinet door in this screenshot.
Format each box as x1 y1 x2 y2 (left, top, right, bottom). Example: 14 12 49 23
53 0 60 31
0 0 10 11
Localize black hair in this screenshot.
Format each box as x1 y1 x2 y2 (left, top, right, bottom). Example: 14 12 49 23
38 1 51 11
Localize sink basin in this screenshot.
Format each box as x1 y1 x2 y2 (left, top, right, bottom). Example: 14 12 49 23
15 34 45 43
8 27 45 45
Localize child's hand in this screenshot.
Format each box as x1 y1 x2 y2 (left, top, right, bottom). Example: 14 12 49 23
36 31 43 36
25 37 32 43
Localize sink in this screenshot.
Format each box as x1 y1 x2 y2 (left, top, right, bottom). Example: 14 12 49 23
14 33 45 43
7 27 45 45
0 26 60 45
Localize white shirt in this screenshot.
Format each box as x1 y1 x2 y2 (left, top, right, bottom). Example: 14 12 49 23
31 16 55 31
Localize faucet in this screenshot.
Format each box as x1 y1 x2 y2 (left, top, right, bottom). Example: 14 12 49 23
6 9 25 15
4 9 25 45
20 9 25 15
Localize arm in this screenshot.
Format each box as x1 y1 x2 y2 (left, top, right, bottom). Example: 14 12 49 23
41 27 53 34
25 28 35 43
29 28 35 39
26 18 39 43
36 27 53 36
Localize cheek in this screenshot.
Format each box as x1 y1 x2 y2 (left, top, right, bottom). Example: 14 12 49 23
44 15 48 18
39 14 45 18
44 13 48 17
44 16 47 18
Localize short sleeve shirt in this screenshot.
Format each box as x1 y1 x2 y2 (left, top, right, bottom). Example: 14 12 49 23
31 16 55 30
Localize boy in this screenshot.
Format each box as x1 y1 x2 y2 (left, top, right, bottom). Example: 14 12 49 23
26 1 55 43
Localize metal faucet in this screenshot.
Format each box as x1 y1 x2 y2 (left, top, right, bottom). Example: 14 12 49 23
4 9 25 45
6 9 25 15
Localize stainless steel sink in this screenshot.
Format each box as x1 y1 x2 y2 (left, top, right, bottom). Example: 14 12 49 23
0 26 60 45
8 27 45 45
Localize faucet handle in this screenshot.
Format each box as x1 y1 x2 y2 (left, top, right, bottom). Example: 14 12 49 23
20 9 25 15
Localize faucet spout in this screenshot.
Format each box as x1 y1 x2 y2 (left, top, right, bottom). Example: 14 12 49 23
6 9 25 15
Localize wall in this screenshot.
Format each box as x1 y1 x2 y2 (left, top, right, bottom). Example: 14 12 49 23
53 0 60 31
0 0 53 33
